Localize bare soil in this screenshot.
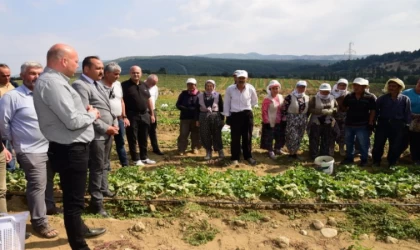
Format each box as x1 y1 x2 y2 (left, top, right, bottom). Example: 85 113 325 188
9 130 420 250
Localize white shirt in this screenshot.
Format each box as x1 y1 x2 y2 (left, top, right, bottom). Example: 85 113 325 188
223 83 258 116
148 84 158 110
101 80 123 116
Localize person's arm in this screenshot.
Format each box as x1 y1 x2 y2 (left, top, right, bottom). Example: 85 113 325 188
2 144 12 163
369 97 377 125
121 99 130 127
308 96 322 115
218 94 224 122
36 80 96 130
223 88 231 117
176 92 188 110
250 86 258 107
405 97 412 124
148 97 155 123
0 94 15 141
72 82 109 135
261 98 270 124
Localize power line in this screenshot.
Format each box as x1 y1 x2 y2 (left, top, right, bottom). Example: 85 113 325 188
344 42 357 60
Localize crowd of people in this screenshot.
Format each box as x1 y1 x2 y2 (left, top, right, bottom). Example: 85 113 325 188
0 43 419 250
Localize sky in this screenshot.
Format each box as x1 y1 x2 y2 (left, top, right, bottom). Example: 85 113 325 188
1 0 420 74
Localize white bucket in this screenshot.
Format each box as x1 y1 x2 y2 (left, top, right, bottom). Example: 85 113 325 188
314 156 334 175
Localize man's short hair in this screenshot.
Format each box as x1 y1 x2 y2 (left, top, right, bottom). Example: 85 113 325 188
0 64 9 69
104 62 121 73
147 74 158 81
82 56 100 69
20 61 43 74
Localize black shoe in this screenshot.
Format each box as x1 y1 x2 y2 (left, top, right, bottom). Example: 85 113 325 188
340 159 354 165
359 161 368 167
89 206 110 218
84 228 106 238
372 161 381 167
153 150 164 155
288 154 297 159
247 158 257 166
102 190 115 198
25 232 32 240
46 206 63 215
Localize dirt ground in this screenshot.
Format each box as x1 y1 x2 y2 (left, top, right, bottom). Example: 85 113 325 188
9 129 420 250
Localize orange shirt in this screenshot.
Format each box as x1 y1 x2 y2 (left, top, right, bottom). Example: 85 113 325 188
0 83 14 97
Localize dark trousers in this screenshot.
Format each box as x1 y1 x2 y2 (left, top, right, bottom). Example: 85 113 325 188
48 142 90 250
230 110 254 161
409 131 420 162
126 113 150 161
149 110 160 152
114 119 129 166
308 123 335 159
372 119 405 165
177 119 201 152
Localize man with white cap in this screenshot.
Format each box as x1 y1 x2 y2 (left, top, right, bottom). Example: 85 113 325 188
341 77 376 166
372 78 411 167
307 83 338 160
176 78 201 155
223 70 258 165
332 78 350 156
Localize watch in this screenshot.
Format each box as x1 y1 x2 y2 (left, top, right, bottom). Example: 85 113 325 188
122 115 127 119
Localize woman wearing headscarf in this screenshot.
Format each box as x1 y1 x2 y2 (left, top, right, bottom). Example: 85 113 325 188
332 78 350 156
284 80 309 158
176 78 201 155
260 80 285 159
307 83 338 159
196 80 225 160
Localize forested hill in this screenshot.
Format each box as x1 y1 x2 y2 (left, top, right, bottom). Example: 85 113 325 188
110 49 420 84
112 56 331 78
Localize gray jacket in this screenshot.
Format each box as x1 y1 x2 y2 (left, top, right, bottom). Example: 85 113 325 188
72 75 116 140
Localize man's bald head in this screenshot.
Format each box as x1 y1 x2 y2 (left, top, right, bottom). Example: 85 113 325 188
145 74 158 87
46 43 79 77
129 65 142 83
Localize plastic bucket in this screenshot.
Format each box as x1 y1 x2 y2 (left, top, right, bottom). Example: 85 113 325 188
314 156 334 175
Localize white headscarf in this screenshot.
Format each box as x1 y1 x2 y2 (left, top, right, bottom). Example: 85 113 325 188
292 80 307 98
266 80 281 96
332 78 349 98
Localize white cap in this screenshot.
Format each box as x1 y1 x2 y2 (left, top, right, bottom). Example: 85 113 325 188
336 78 349 85
233 70 242 76
186 78 197 84
352 77 368 86
319 83 331 91
236 70 248 78
205 79 216 86
296 80 307 87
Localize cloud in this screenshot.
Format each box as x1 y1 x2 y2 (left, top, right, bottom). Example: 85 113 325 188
106 28 160 40
0 1 7 12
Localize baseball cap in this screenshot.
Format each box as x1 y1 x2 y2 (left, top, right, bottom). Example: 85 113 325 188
186 78 197 84
319 83 331 91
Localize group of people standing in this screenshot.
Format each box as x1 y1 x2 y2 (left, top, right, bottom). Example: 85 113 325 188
0 44 164 250
178 68 420 170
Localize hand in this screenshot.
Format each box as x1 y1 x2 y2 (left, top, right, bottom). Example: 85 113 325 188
207 107 212 113
151 115 156 124
3 148 12 163
123 117 130 127
88 107 100 120
321 109 332 115
106 125 119 135
367 124 375 133
196 121 200 127
86 105 93 111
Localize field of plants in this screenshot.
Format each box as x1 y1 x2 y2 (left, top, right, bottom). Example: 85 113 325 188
8 74 420 250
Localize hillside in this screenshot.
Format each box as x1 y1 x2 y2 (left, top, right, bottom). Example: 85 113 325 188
106 49 420 83
195 52 367 61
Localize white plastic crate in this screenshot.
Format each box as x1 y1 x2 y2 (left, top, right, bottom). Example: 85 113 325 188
0 212 29 250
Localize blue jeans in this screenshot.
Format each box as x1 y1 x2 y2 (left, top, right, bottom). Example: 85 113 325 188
2 140 16 171
345 126 369 162
114 119 129 166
